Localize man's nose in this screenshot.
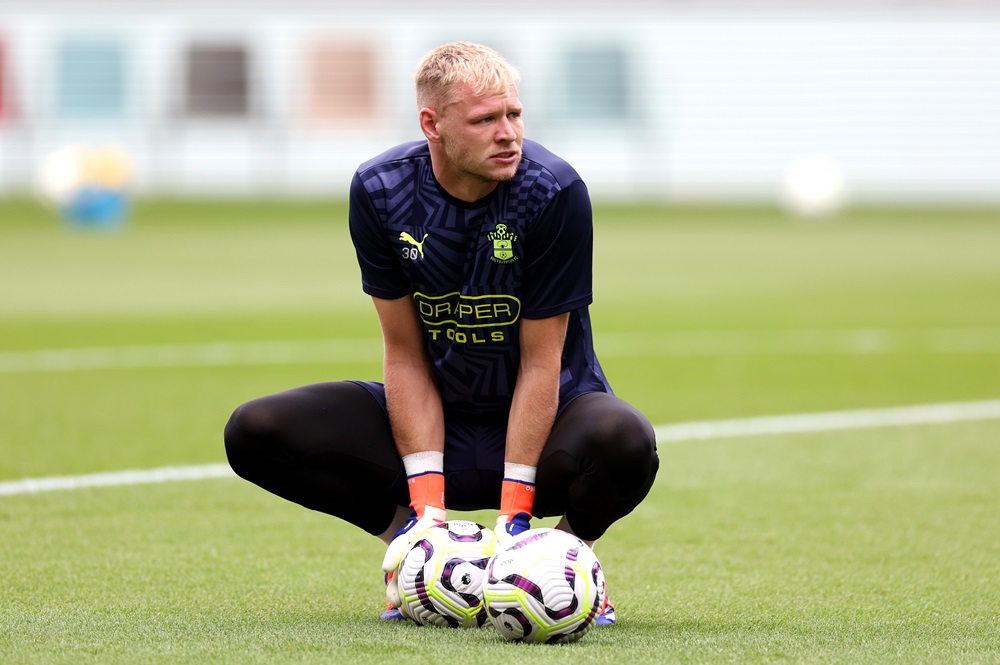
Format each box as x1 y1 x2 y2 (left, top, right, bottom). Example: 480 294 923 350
496 117 516 141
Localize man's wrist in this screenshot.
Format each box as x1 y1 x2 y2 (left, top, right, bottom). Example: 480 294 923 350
403 451 445 517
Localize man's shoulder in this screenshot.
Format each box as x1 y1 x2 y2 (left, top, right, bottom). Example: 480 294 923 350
520 140 583 190
356 140 430 178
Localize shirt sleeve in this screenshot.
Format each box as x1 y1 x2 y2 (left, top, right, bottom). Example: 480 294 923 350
348 170 412 300
520 179 594 319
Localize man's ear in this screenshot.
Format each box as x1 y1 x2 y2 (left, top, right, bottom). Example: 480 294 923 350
419 107 442 143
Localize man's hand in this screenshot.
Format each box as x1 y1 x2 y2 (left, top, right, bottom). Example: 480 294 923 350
381 505 447 575
495 511 531 546
494 473 535 546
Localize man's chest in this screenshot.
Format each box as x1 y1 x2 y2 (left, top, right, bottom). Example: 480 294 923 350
387 212 525 294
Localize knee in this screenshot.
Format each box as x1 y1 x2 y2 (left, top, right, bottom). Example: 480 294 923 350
223 399 279 476
590 403 656 455
589 406 659 486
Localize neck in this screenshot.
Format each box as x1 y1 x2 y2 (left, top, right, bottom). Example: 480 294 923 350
429 146 498 203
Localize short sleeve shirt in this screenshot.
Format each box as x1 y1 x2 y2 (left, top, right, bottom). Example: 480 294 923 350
349 139 612 416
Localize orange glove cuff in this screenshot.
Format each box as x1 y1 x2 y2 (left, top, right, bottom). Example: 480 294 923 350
408 472 445 517
500 478 535 518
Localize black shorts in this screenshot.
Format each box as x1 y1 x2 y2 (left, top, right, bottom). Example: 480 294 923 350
225 380 658 541
351 379 527 511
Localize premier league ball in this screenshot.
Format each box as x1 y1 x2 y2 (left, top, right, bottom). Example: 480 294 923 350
484 528 606 644
395 520 495 628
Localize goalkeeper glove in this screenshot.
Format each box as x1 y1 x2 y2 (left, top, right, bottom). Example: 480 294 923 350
381 469 446 578
495 472 535 545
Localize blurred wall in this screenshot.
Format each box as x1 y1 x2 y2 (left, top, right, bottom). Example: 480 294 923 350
0 1 998 203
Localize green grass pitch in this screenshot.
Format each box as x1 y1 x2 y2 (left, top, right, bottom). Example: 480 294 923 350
1 197 999 663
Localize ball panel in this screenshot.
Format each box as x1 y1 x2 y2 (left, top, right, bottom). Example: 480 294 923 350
395 520 495 629
483 528 606 643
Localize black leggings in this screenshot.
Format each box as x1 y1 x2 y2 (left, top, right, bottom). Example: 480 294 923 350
224 382 659 542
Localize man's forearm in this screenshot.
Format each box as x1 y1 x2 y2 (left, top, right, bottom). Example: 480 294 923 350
505 363 560 466
384 359 445 457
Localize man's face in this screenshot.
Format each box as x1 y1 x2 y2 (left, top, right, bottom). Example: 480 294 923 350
435 83 524 190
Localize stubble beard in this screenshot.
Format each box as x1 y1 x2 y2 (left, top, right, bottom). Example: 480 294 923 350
446 142 522 185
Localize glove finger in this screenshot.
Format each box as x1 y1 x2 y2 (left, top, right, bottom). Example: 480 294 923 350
381 509 447 573
507 512 531 537
494 524 512 547
381 536 410 573
385 571 402 608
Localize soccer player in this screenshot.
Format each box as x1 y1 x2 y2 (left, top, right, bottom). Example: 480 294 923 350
224 41 659 625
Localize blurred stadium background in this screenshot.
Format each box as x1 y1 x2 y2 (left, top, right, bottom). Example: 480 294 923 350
2 3 1000 662
0 0 998 204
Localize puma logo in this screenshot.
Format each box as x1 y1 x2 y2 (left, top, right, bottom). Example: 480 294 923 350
399 231 429 258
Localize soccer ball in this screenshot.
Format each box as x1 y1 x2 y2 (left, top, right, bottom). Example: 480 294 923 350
37 144 133 228
484 528 606 644
779 155 848 219
395 520 495 628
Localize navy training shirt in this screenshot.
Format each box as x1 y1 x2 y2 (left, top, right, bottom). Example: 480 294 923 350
349 139 612 416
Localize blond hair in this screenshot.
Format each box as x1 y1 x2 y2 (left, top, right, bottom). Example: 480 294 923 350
414 41 521 110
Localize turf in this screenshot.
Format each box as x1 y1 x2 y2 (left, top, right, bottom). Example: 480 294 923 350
1 197 999 663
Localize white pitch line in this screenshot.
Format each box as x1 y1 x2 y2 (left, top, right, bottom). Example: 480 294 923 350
2 327 1000 374
653 399 1000 442
2 400 999 498
0 464 235 497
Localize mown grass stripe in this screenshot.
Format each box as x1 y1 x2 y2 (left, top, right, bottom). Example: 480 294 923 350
2 328 1000 374
3 400 998 497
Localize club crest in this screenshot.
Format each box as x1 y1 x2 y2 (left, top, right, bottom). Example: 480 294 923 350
488 223 518 264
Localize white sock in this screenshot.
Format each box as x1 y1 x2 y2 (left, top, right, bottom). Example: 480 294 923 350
503 462 536 484
402 451 444 477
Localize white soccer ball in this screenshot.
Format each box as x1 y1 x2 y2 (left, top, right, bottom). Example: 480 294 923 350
37 144 134 205
37 145 88 205
396 520 496 628
780 155 848 219
484 528 606 644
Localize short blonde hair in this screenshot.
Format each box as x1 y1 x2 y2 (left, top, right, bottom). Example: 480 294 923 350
414 41 521 110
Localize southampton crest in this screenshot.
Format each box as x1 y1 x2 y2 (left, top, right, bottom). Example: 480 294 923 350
488 223 518 264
